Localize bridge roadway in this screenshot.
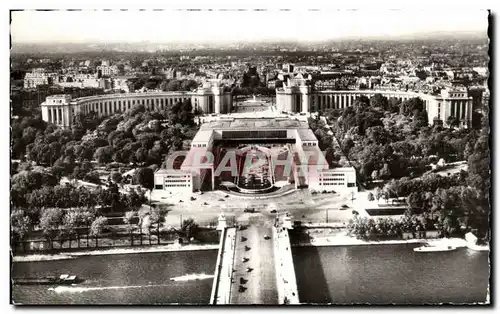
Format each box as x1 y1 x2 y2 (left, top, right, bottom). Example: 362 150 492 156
210 214 298 305
230 216 278 304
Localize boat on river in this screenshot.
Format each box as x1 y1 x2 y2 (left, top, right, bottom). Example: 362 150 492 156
414 244 457 252
13 274 84 285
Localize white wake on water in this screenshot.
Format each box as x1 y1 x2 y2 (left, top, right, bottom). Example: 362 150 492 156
48 273 214 293
48 284 151 293
169 273 214 282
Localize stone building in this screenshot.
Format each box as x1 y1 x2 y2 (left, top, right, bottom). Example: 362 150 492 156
276 78 474 128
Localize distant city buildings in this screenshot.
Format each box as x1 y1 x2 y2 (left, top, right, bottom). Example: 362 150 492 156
18 38 489 133
113 76 137 93
23 68 57 89
56 73 105 89
97 64 119 77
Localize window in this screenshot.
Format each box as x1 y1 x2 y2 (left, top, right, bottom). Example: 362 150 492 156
155 185 163 190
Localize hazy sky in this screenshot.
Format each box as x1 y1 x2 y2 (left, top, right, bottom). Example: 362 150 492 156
11 9 489 43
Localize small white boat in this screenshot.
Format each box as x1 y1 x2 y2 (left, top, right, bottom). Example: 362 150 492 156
414 244 457 252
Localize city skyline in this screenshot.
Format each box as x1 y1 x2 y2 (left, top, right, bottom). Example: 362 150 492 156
11 9 489 44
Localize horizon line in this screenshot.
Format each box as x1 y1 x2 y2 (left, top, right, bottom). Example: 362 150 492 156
12 30 488 46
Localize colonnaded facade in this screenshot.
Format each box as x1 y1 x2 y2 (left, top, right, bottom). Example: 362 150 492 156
276 78 474 128
40 82 233 129
41 77 474 130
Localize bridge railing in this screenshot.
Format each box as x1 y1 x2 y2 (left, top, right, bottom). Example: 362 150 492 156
273 226 300 305
209 228 227 305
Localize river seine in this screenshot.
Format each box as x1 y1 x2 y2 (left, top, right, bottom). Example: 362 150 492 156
12 250 218 305
292 243 490 304
12 244 489 304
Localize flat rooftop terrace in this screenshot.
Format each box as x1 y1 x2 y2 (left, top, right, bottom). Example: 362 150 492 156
200 118 310 131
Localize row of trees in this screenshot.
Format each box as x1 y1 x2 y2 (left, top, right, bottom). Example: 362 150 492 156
130 78 199 92
347 216 426 240
232 86 276 96
11 205 201 250
367 183 489 238
383 172 467 199
406 186 489 237
11 207 107 249
12 177 147 224
365 171 488 238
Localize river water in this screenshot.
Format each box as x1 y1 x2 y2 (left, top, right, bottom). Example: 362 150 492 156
292 244 490 305
12 244 490 305
11 250 218 305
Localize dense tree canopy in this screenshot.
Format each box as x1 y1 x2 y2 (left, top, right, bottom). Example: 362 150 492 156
310 93 490 239
133 167 155 191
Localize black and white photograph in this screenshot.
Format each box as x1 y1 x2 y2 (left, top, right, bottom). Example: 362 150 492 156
8 5 492 306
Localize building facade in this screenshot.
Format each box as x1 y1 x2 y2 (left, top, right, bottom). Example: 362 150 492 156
55 73 105 89
24 68 57 89
309 167 357 193
97 65 118 77
154 117 357 195
154 169 192 192
276 78 474 128
40 83 233 129
40 94 74 128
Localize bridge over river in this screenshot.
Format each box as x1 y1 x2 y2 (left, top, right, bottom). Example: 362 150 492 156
209 214 299 305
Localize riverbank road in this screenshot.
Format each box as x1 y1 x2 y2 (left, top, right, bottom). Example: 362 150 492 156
230 216 278 304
